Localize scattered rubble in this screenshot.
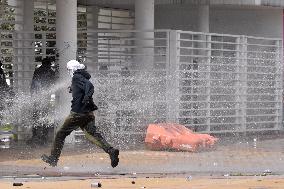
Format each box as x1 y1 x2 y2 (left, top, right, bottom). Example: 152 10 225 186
91 182 102 188
186 176 193 181
13 183 23 186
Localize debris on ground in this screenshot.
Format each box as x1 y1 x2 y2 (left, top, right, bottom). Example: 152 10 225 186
145 123 218 152
263 169 272 174
13 183 23 186
186 176 193 181
91 182 102 188
262 169 273 176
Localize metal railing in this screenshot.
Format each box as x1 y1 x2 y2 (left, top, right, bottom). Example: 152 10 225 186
78 30 283 136
8 29 284 141
0 1 17 85
175 31 283 133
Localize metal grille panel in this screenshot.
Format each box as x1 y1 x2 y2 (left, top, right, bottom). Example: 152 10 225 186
9 29 284 138
177 31 283 133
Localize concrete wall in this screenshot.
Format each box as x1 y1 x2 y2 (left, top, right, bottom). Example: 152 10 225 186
155 5 283 38
211 7 282 38
155 5 198 31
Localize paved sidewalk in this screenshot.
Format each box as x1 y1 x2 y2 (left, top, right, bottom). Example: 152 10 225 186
0 137 283 177
1 176 284 189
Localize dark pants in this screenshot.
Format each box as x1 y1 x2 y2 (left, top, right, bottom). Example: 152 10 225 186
31 125 49 143
50 112 112 160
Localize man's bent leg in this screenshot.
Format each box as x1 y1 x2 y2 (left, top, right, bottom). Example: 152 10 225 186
42 114 79 166
82 118 119 168
82 120 112 153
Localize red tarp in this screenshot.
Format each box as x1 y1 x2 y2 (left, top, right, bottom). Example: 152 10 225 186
145 123 218 152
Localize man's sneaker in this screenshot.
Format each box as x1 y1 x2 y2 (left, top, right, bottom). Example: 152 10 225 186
41 154 58 167
108 148 119 168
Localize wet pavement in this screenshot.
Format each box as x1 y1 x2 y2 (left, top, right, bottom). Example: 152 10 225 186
1 176 284 189
0 136 284 179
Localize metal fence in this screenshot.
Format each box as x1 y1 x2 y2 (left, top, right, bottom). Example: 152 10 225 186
78 30 283 137
0 1 16 85
8 30 284 141
175 31 283 133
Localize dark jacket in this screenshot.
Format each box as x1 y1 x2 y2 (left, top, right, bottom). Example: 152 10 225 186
0 68 9 90
70 69 98 114
31 64 56 93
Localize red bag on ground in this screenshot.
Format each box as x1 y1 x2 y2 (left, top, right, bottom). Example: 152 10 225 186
145 123 218 152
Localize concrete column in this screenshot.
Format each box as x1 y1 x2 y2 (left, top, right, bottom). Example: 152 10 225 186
23 0 34 31
196 5 209 62
13 0 34 93
135 0 154 31
197 5 209 33
197 5 209 54
86 6 99 74
134 0 154 70
13 0 23 91
56 0 77 76
23 0 34 88
12 0 34 140
12 0 23 31
56 0 77 143
56 0 77 91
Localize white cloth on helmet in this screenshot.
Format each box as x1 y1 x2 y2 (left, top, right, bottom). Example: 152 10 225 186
66 60 85 77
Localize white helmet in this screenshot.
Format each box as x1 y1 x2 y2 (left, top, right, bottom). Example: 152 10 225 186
66 60 85 77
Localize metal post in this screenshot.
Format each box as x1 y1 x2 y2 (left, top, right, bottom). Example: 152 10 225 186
235 37 243 131
276 40 283 130
167 30 180 123
240 36 247 132
205 34 211 132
